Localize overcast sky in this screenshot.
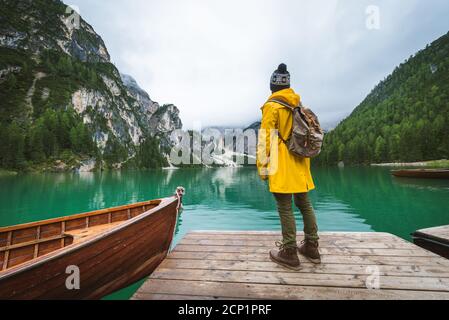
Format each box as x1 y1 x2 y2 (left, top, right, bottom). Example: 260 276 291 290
69 0 449 129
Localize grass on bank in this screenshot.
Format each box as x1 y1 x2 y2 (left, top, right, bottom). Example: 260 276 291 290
427 159 449 168
0 169 18 176
371 159 449 168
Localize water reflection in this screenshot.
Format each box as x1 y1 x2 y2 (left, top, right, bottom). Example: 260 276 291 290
392 176 449 191
1 167 448 241
313 167 449 239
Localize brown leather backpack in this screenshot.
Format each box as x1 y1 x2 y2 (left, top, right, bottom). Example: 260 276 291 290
268 99 324 158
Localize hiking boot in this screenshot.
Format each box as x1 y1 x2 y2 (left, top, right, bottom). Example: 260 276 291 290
269 241 301 271
298 240 321 264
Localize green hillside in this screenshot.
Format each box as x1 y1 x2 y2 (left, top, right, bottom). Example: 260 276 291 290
317 31 449 165
0 47 100 169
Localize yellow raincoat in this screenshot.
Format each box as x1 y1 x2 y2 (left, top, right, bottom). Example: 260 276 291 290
256 88 315 194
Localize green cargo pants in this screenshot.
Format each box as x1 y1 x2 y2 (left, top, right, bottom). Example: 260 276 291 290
273 193 319 248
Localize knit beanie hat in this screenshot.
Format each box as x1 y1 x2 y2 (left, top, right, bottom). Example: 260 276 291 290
270 63 290 92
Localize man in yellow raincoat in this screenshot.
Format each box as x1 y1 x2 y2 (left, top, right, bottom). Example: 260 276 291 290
256 63 320 270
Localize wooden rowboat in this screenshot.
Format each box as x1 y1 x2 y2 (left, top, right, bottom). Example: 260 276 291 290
391 169 449 179
0 189 183 300
412 225 449 259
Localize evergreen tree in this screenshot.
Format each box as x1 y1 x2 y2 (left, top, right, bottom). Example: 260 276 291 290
4 123 26 168
316 32 449 165
27 122 46 162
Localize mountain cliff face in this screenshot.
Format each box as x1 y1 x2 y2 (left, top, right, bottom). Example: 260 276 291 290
0 0 110 63
316 31 449 165
0 0 182 171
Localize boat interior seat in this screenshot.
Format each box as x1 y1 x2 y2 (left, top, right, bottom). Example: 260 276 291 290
65 222 123 244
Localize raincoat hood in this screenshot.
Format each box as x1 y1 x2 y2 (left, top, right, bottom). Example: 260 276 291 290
267 88 301 108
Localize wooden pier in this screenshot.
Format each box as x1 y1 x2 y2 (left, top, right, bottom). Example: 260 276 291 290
133 231 449 300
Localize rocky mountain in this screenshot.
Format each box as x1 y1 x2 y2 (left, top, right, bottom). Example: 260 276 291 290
174 124 259 168
244 121 261 132
121 73 158 115
0 0 182 171
0 1 110 63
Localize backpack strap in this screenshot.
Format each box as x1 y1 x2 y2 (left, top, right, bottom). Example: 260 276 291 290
269 99 310 123
267 99 297 110
266 99 299 143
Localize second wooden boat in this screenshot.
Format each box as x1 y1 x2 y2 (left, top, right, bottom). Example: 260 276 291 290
0 188 184 300
412 225 449 259
391 169 449 179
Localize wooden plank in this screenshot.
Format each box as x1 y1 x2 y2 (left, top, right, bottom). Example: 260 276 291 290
167 251 449 267
189 231 388 236
131 293 247 300
33 226 41 259
158 258 449 278
151 267 449 292
137 279 449 300
177 238 415 249
60 222 65 247
2 232 12 271
185 232 403 240
185 231 402 240
415 225 449 240
0 235 66 253
173 244 437 257
187 231 405 241
178 231 429 251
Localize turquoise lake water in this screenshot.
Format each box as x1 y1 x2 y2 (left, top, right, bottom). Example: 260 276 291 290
1 167 448 299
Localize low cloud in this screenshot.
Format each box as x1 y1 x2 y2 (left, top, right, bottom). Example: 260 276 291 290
71 0 449 128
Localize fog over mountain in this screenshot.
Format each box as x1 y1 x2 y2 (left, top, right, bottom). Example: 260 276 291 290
70 0 449 129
